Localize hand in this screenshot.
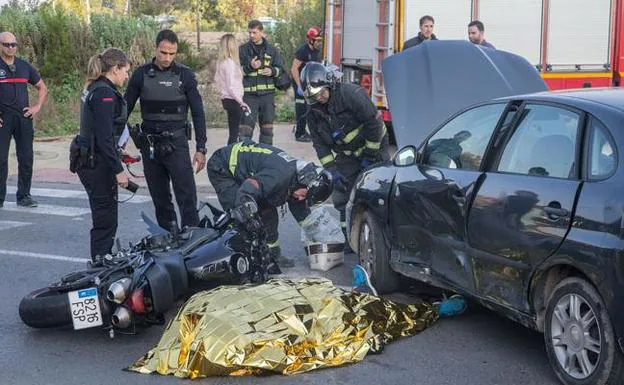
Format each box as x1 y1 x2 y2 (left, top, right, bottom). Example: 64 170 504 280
329 168 349 193
241 103 250 114
116 171 129 188
23 105 41 119
361 158 375 169
296 86 304 97
193 151 206 174
259 67 272 76
251 56 261 69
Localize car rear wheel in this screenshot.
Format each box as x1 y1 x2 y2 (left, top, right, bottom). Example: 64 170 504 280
358 211 400 294
544 277 624 385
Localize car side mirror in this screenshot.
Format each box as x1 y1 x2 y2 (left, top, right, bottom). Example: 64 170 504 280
393 145 418 167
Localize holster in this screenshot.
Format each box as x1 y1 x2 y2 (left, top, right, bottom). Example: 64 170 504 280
69 136 93 173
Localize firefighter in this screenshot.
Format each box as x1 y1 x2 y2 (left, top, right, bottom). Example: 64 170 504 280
125 29 208 233
301 62 389 252
207 139 333 274
290 26 323 142
238 19 286 145
70 48 132 261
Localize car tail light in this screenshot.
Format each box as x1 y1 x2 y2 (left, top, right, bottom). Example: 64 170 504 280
126 289 146 315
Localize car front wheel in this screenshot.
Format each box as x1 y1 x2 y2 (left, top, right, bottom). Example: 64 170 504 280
358 211 400 294
544 277 624 385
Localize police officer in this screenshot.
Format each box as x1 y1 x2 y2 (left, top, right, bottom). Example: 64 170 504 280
301 62 389 252
290 26 323 142
207 139 332 274
125 29 207 233
70 48 132 261
239 19 285 145
0 31 47 208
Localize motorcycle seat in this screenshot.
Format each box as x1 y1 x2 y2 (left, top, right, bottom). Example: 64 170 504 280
178 227 219 255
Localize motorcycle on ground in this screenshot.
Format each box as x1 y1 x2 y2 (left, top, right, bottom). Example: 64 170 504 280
18 198 267 336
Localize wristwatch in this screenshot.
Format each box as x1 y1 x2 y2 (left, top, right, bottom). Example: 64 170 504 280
197 147 207 155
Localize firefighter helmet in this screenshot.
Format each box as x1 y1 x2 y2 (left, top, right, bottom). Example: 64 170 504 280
301 62 334 104
306 27 322 41
296 160 333 206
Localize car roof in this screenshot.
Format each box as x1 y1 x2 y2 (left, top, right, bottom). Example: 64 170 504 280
497 88 624 114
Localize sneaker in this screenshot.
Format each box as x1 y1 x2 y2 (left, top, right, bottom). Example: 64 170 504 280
267 262 282 275
433 294 467 317
295 133 312 143
276 256 295 268
351 264 378 295
17 195 38 207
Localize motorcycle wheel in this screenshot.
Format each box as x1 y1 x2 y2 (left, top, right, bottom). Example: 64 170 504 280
19 287 73 328
19 270 102 329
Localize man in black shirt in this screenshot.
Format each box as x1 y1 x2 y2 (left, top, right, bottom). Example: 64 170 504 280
125 29 207 233
290 27 322 143
403 15 438 50
0 31 47 208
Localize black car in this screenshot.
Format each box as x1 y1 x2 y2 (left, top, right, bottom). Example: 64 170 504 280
346 41 624 385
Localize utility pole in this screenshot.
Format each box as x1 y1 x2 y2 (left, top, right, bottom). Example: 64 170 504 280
195 0 200 51
85 0 91 25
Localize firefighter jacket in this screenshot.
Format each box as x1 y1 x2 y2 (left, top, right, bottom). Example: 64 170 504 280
77 77 127 174
307 83 387 169
210 140 299 207
239 38 285 96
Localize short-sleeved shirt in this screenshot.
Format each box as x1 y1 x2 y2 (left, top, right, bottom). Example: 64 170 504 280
0 57 41 113
295 43 321 76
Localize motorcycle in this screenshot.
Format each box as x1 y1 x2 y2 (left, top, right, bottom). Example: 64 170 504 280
18 198 268 336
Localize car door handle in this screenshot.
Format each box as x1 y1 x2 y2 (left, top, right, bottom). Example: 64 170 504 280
543 206 569 218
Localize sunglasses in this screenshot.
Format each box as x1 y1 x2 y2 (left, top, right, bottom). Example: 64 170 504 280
1 42 18 48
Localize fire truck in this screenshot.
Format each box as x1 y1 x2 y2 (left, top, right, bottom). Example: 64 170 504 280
324 0 624 123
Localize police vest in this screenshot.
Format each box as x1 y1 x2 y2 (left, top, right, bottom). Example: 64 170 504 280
139 64 188 122
78 79 127 148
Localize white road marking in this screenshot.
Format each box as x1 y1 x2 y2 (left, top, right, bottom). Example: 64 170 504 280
0 220 32 230
0 249 86 263
1 202 92 217
6 186 152 203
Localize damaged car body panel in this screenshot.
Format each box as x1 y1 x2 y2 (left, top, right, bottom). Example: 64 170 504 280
347 40 624 381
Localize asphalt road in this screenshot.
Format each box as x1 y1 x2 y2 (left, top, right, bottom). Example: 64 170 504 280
0 182 560 385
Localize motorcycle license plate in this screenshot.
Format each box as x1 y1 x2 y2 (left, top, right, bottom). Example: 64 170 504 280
67 288 103 330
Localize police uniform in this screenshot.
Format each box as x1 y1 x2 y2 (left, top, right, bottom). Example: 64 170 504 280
293 43 321 139
72 77 127 259
307 82 389 241
206 139 310 262
0 56 41 206
239 38 284 145
125 60 207 232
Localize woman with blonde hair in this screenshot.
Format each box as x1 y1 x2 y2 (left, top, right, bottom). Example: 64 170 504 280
214 33 249 144
70 47 132 262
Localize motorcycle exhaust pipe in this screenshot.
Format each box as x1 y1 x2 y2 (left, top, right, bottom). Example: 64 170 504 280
111 306 132 329
106 277 132 304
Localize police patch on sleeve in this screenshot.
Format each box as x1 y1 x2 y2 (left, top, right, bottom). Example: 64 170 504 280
277 151 296 163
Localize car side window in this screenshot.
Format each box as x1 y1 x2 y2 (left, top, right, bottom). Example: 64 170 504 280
497 104 579 179
423 104 505 170
588 118 616 179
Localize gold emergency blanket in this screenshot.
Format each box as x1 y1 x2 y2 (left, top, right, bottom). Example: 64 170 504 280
128 278 437 378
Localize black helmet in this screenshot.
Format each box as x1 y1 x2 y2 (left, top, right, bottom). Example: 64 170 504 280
301 62 334 104
296 161 333 205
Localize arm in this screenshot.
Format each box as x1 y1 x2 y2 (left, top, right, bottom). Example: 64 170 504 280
184 69 207 150
349 87 384 160
269 46 285 78
223 60 245 106
24 64 46 118
291 58 303 89
239 44 255 75
123 68 143 116
307 112 336 168
90 88 124 175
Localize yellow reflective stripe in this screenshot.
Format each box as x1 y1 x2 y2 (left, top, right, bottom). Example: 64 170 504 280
320 154 335 165
244 86 256 92
268 240 279 248
354 146 366 157
365 140 381 150
256 84 275 90
228 142 243 175
248 71 258 77
343 127 361 144
340 221 347 228
229 143 274 175
274 67 280 77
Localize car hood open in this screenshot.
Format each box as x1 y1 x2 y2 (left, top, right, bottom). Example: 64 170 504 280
381 40 547 149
